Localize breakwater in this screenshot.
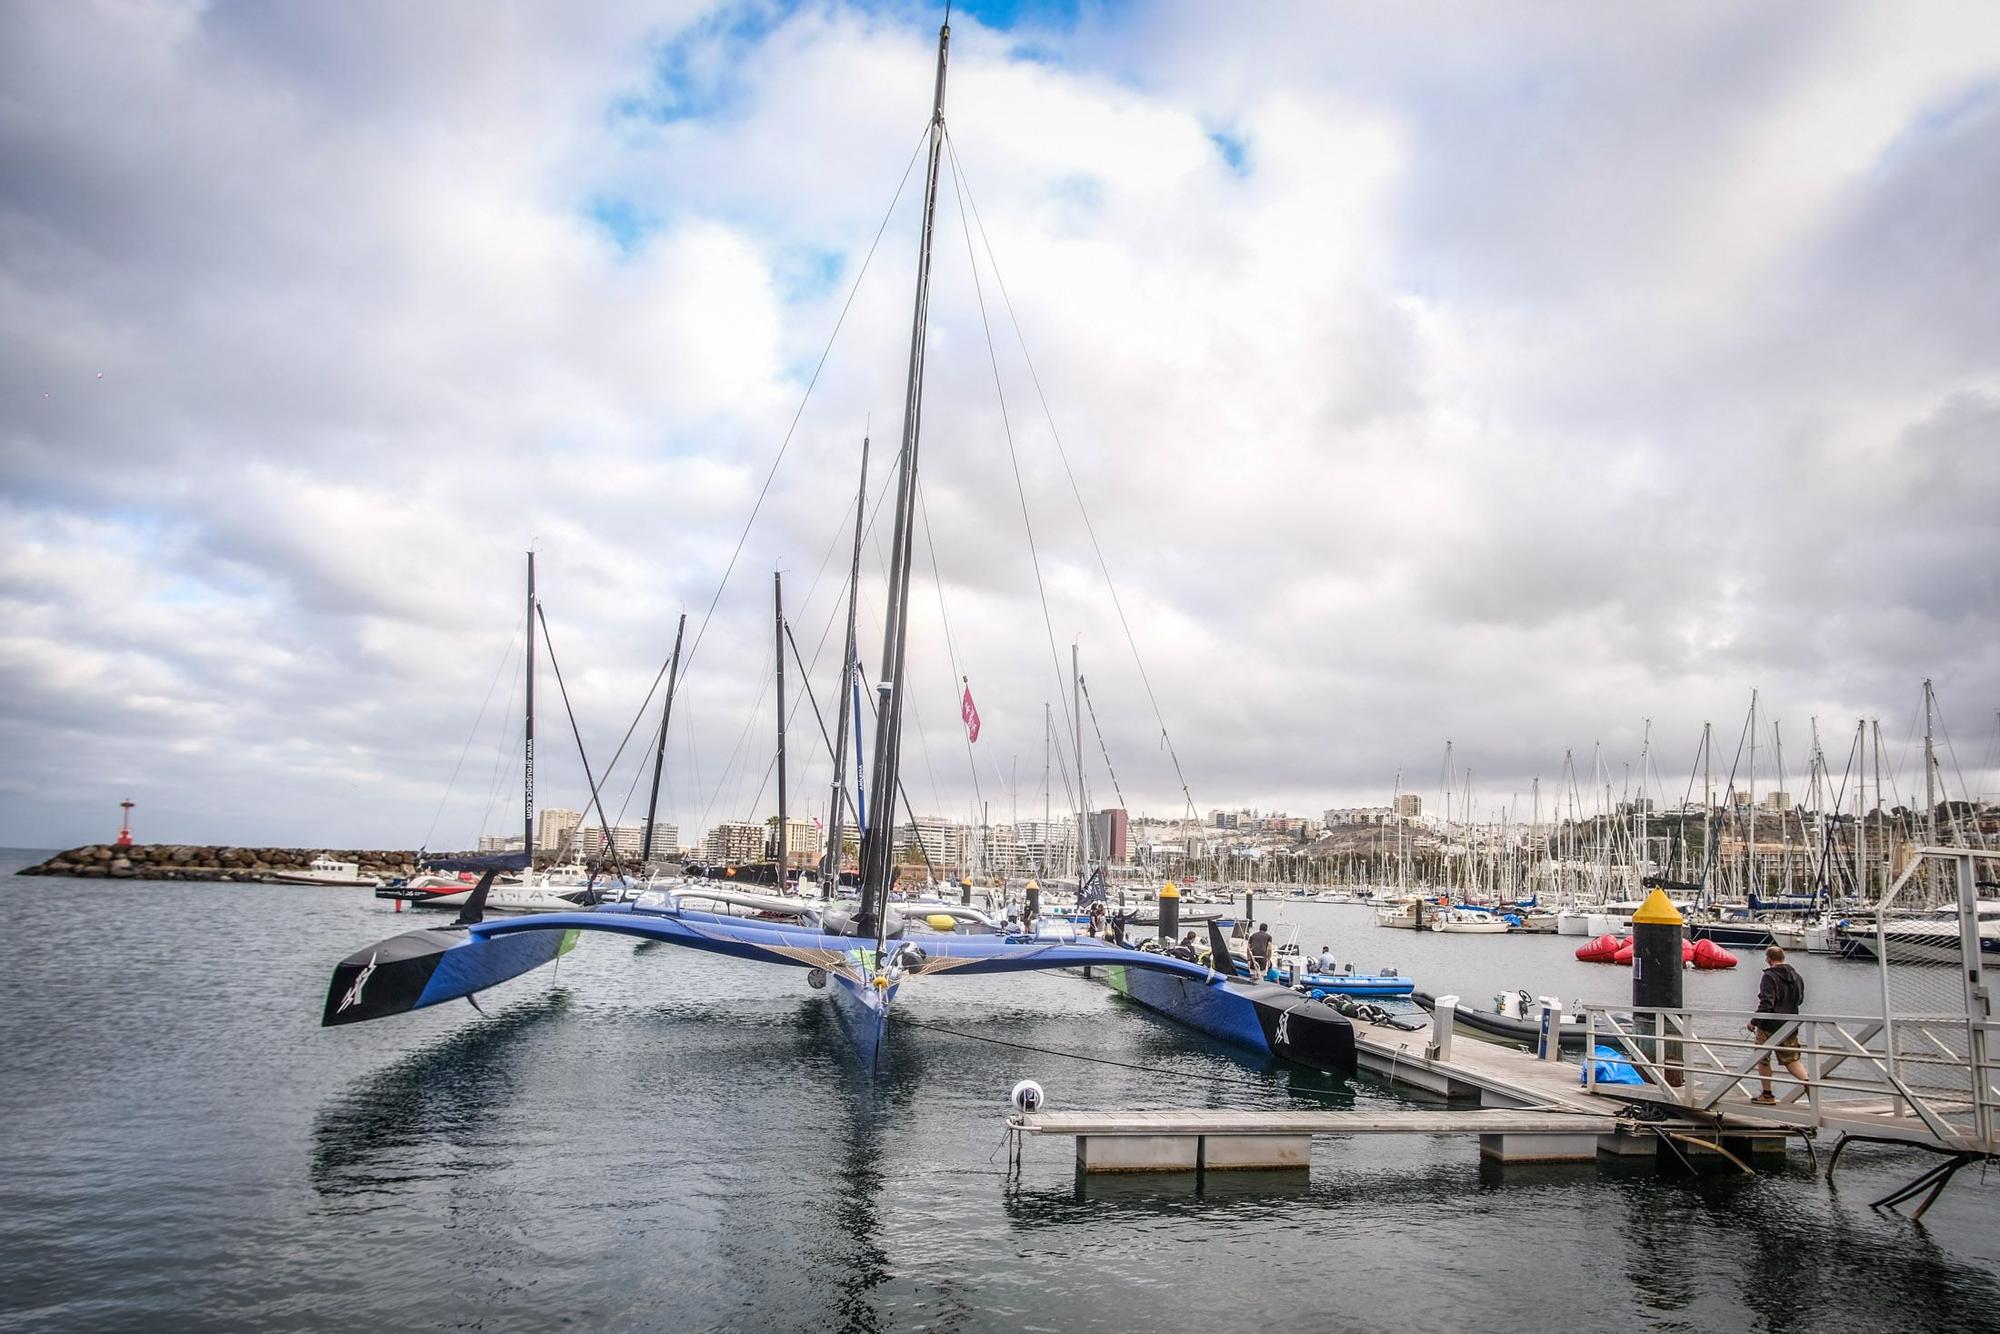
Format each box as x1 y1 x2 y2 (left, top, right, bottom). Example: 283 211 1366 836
15 844 421 882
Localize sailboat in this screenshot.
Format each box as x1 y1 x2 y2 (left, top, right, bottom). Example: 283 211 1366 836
318 16 1356 1078
377 553 629 915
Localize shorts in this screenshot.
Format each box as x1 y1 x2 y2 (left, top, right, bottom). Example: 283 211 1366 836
1755 1022 1800 1062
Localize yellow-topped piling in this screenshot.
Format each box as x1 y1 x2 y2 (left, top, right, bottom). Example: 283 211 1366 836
1631 886 1683 926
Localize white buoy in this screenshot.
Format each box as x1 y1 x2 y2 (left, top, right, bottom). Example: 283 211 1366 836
1010 1079 1045 1114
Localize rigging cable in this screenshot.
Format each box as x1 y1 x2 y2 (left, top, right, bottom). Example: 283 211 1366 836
1078 673 1129 813
536 604 629 873
421 626 521 851
940 128 1082 783
566 122 934 814
946 127 1199 819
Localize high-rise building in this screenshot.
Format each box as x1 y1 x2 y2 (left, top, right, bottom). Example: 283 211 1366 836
702 821 765 863
642 822 680 858
764 816 821 868
1091 808 1129 864
892 815 967 871
536 808 582 855
476 834 526 854
1012 817 1075 873
1395 794 1423 819
574 823 647 859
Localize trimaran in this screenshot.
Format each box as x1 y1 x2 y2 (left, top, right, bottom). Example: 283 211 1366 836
321 16 1357 1078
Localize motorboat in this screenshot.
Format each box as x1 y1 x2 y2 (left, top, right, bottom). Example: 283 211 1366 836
271 855 381 888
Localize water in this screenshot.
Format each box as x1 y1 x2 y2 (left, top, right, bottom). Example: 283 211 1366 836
2 851 1995 1333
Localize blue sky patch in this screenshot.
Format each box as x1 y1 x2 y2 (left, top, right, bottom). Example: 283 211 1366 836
588 197 660 255
1209 128 1249 177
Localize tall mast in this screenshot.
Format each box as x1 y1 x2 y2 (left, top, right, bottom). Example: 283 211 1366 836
1074 642 1091 879
1855 717 1867 902
1747 690 1758 900
641 612 688 864
774 570 789 890
1924 677 1938 843
524 550 536 865
1042 702 1051 877
857 15 951 941
1702 721 1712 895
824 438 870 897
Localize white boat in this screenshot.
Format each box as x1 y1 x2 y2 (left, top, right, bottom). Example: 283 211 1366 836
271 855 381 888
1374 899 1423 929
1428 907 1510 935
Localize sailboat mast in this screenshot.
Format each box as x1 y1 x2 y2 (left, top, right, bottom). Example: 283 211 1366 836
1074 642 1091 879
641 613 688 864
774 570 788 890
824 438 870 897
858 16 951 940
524 550 536 864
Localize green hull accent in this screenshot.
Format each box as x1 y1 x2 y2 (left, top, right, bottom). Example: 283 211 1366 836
558 928 581 957
1103 964 1131 996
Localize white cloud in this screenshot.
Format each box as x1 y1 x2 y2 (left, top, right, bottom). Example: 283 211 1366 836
3 1 1998 850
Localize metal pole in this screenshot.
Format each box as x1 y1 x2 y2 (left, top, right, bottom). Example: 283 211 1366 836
524 551 536 865
824 437 869 898
1956 851 1994 1149
774 570 788 891
858 18 951 944
642 613 687 864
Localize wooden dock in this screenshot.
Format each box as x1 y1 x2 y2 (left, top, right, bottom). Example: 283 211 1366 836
1012 1004 1801 1173
1014 1108 1620 1171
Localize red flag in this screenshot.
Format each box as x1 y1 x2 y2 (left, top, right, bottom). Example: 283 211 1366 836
960 681 981 743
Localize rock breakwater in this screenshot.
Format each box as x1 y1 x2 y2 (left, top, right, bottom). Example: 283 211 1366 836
16 844 425 882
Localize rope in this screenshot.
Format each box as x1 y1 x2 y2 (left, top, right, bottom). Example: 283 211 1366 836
917 478 984 826
896 1017 1350 1100
569 123 933 829
1078 673 1129 812
946 128 1198 819
422 626 519 850
939 128 1080 778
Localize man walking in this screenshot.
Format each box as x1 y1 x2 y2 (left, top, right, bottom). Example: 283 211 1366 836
1748 945 1808 1104
1246 922 1274 978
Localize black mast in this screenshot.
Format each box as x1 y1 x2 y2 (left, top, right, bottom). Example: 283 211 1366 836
824 436 870 898
524 550 536 868
857 16 950 942
774 570 789 890
641 612 687 865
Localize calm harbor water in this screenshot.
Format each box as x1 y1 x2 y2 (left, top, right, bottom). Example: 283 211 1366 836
2 850 1995 1333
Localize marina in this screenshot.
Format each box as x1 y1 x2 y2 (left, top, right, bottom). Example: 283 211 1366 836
4 854 1997 1332
6 2 2000 1331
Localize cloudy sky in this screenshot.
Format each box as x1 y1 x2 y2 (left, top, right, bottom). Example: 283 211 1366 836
4 0 1997 852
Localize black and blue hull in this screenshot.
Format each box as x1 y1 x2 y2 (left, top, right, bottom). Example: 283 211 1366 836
1098 964 1357 1076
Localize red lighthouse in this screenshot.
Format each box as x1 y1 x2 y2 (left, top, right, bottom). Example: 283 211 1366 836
115 799 135 848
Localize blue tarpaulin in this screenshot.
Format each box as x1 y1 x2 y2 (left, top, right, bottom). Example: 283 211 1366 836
1583 1043 1645 1086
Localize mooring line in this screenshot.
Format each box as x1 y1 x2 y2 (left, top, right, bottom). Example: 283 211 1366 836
896 1017 1349 1100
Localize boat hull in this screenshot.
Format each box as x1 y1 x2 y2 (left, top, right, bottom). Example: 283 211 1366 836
827 970 893 1070
322 925 578 1026
1100 966 1357 1076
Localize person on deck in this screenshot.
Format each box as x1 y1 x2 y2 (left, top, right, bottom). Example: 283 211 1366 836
1314 945 1337 973
1246 922 1274 978
1748 945 1808 1104
1088 900 1106 938
1166 931 1198 962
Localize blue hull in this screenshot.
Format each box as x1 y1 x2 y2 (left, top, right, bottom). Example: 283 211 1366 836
827 972 893 1070
1101 965 1357 1075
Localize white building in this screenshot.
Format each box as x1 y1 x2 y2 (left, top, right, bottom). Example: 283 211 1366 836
703 821 766 863
536 808 582 854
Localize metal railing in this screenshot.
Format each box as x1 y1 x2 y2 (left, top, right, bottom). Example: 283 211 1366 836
1578 1003 1998 1154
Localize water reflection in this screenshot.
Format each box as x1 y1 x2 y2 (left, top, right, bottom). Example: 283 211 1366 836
309 991 574 1194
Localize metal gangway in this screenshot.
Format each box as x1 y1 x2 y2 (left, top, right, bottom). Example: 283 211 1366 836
1579 848 1997 1217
